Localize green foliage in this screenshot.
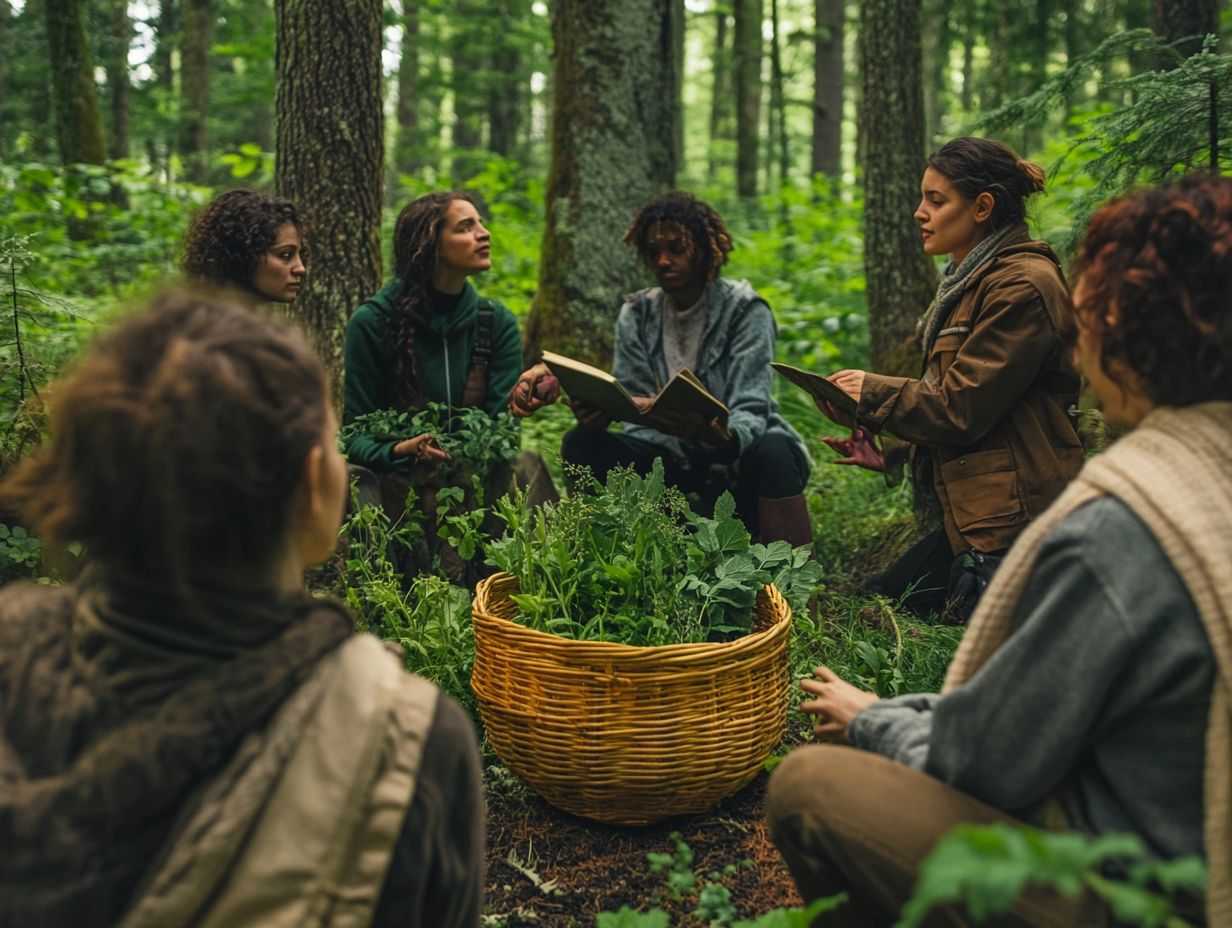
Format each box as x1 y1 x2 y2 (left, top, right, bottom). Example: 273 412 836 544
341 401 520 482
978 31 1232 251
0 523 42 581
898 824 1206 928
338 485 476 716
486 461 821 645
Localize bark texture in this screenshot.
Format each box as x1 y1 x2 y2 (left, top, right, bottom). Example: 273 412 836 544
106 0 130 160
276 0 384 401
523 0 679 366
1152 0 1218 62
393 0 419 186
708 8 729 180
734 0 762 197
859 0 936 376
180 0 211 183
43 0 106 166
811 0 843 179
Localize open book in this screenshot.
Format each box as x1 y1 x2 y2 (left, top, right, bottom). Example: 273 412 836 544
770 362 859 417
541 350 729 439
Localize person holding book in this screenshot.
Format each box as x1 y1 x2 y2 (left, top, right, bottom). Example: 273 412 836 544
0 292 484 927
768 175 1232 928
181 187 308 305
815 137 1082 619
343 191 555 583
511 191 812 547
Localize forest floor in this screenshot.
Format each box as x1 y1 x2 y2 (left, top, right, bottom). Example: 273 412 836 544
481 764 802 926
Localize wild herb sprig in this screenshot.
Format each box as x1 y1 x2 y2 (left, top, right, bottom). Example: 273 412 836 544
341 401 519 478
486 461 822 646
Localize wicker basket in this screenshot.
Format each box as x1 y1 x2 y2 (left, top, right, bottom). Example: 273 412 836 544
470 572 793 825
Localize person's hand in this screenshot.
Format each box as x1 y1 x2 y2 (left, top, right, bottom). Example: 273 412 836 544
392 433 452 464
643 405 731 446
829 369 865 403
567 398 612 430
799 665 879 742
821 426 884 472
509 363 560 418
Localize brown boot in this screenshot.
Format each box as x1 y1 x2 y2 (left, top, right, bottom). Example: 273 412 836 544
757 494 814 549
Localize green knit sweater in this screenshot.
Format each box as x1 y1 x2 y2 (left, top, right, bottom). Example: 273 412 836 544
342 278 523 470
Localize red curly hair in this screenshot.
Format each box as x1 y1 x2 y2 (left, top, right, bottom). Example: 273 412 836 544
1072 175 1232 407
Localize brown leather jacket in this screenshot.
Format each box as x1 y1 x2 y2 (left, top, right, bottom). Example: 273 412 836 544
859 225 1083 554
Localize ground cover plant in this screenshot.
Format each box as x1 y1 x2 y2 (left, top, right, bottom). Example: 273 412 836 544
486 460 822 645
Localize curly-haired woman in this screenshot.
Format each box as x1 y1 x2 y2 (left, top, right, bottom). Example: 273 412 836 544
767 175 1232 926
511 190 812 547
181 188 307 303
815 137 1083 619
343 191 554 582
0 292 483 927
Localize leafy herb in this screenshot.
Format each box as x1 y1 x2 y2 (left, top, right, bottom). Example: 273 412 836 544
341 401 519 479
486 461 822 646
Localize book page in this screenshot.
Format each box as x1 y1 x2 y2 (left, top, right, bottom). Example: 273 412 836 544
541 351 643 422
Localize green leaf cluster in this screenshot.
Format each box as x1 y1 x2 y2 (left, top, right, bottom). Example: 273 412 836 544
486 461 821 646
899 824 1206 928
341 401 520 482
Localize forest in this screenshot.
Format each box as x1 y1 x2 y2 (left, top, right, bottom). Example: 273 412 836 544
1 0 1229 924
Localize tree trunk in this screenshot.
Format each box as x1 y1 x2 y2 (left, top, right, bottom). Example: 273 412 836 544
276 0 384 401
670 0 685 175
487 0 526 158
0 0 10 161
859 0 936 376
921 0 949 148
523 0 679 366
707 7 729 180
811 0 843 179
769 0 788 192
960 29 973 111
1151 0 1218 63
43 0 106 168
179 0 211 184
393 0 419 187
153 0 176 176
734 0 762 198
106 0 130 160
450 2 484 182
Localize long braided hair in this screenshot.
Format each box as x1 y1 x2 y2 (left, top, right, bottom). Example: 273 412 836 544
389 192 475 407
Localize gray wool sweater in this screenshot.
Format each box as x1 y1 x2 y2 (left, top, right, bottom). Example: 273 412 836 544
849 495 1213 861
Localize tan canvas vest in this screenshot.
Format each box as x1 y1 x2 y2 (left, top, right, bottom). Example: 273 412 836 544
121 635 438 928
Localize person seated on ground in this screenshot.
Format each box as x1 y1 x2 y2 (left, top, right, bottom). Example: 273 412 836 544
816 137 1082 620
0 293 483 927
181 187 307 305
343 191 556 585
510 190 812 548
766 175 1232 927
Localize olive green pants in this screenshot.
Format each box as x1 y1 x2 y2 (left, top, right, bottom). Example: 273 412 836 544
765 745 1107 928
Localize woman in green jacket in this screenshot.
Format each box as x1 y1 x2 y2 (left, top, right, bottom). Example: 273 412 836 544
343 191 553 582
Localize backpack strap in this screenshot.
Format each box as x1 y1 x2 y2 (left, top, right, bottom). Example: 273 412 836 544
460 301 494 408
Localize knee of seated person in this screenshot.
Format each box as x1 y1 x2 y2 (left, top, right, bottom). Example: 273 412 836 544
767 744 867 831
743 432 794 470
560 427 588 466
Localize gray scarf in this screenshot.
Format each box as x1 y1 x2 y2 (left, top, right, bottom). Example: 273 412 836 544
917 225 1014 368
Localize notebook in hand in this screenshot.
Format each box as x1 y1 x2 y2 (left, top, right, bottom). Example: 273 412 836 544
770 362 859 417
541 351 729 439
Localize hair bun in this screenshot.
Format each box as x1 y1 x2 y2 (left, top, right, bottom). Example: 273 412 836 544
1018 159 1046 194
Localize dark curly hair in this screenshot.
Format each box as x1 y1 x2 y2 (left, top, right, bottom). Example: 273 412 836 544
182 188 306 294
928 137 1046 231
1072 174 1232 407
389 191 476 406
624 191 733 282
1 290 328 587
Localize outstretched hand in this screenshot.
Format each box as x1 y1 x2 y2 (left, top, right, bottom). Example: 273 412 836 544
821 426 884 472
392 433 451 464
799 665 879 742
813 369 865 428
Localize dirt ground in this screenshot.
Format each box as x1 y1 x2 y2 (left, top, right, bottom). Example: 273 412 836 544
482 765 803 926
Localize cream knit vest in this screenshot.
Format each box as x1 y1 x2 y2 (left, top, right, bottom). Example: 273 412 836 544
943 402 1232 924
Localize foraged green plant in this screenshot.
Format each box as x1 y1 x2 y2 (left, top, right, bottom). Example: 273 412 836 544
485 461 822 646
898 824 1206 928
338 484 476 716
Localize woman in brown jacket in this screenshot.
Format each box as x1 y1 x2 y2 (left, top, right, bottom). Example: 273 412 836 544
819 137 1082 618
